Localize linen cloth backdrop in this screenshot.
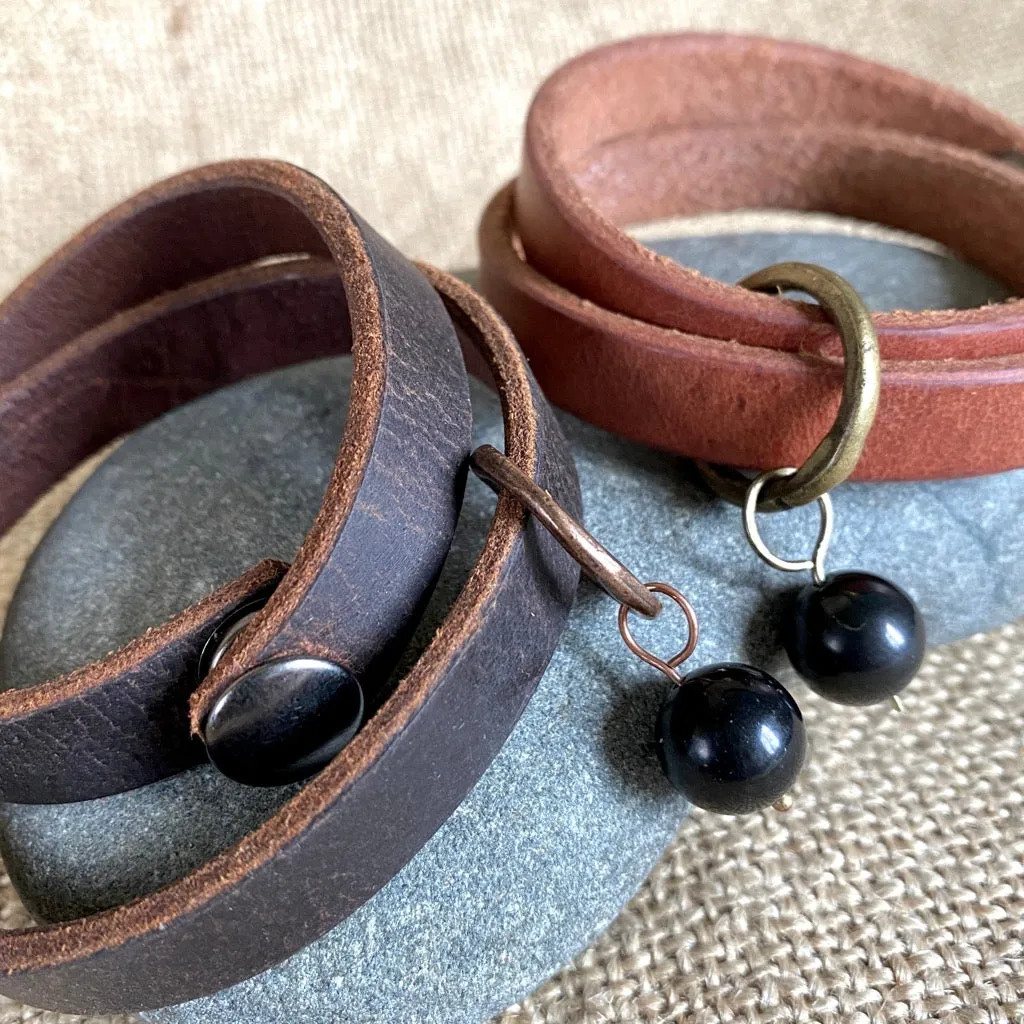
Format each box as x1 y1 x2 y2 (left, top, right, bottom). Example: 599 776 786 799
1 1 1023 1021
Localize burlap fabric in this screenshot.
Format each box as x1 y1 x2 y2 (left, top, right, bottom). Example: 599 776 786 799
2 2 1024 1021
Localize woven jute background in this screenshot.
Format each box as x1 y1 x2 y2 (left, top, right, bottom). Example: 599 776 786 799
2 1 1024 1021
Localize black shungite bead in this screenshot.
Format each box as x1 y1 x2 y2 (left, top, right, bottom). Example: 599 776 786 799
656 663 805 815
784 571 925 706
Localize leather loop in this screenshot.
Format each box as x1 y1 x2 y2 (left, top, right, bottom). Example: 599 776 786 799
0 163 581 1012
478 33 1024 480
0 160 473 802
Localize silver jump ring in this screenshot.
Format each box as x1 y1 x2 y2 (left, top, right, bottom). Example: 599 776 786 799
743 468 833 586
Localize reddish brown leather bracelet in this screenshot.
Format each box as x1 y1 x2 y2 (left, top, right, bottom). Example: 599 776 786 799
478 33 1024 481
0 162 581 1012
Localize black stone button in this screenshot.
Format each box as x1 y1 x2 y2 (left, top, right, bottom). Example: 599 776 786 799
656 663 806 815
202 657 364 787
784 571 925 706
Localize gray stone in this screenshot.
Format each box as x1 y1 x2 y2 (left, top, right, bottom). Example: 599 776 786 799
0 231 1018 1024
645 228 1011 312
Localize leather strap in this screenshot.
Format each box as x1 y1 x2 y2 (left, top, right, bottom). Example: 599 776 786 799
478 33 1024 480
0 160 473 802
0 164 581 1012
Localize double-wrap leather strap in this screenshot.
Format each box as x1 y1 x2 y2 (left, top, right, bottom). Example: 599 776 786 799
0 160 473 802
479 33 1024 481
0 162 581 1012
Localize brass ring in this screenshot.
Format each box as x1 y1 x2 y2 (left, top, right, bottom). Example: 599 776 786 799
696 261 881 511
470 444 662 618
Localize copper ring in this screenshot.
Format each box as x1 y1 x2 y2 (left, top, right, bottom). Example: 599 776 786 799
470 444 662 617
696 261 881 511
617 582 699 684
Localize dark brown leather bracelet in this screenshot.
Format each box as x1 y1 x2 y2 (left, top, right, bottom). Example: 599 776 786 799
479 32 1024 482
0 162 581 1012
1 159 474 802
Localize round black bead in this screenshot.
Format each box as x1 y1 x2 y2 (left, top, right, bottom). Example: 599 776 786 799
655 663 806 815
784 571 925 706
203 657 364 787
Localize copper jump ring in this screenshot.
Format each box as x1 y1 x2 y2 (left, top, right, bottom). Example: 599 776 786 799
696 261 881 512
470 444 662 617
617 582 699 684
